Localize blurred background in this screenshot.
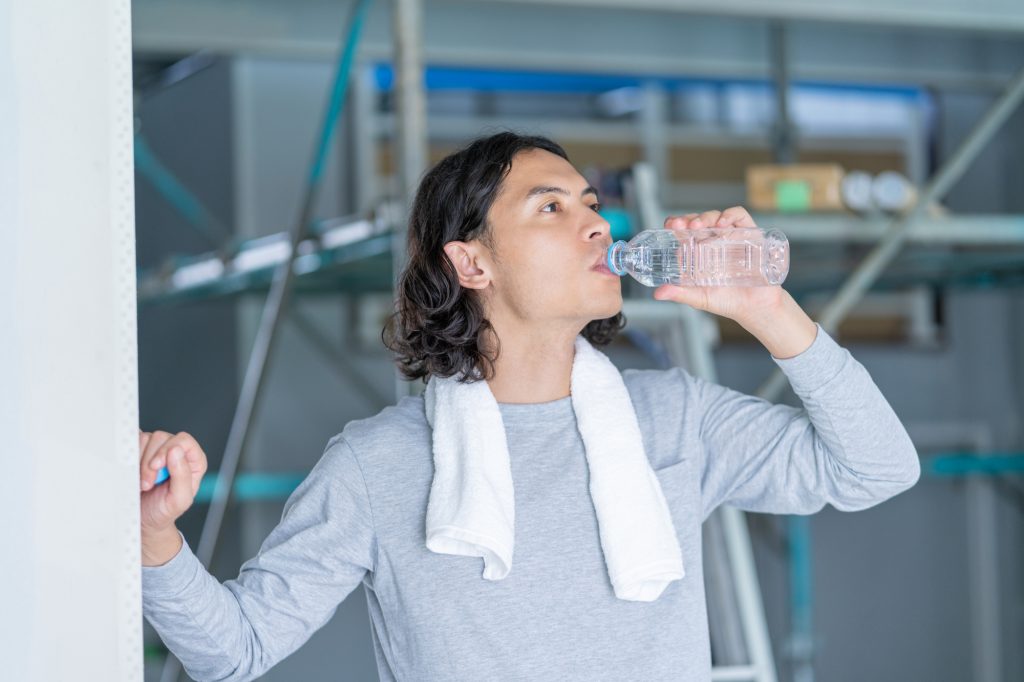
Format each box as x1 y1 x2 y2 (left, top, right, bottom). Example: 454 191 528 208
131 1 1024 680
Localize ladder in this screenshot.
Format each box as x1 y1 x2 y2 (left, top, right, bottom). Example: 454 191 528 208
628 163 778 682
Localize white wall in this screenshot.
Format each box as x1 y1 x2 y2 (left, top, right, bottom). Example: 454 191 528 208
1 0 142 679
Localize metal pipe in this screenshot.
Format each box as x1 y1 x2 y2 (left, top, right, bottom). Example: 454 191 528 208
391 0 428 400
192 0 371 567
963 433 1003 682
926 453 1024 475
720 506 779 682
639 82 670 194
159 2 372 679
391 0 427 221
786 515 814 682
633 161 778 682
909 422 1004 682
769 21 796 165
758 65 1024 682
288 302 391 411
757 63 1024 403
134 134 231 246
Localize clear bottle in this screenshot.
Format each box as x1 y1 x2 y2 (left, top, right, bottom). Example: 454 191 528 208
606 226 789 287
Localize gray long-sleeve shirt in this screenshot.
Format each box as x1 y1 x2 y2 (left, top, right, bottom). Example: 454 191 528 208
142 325 920 681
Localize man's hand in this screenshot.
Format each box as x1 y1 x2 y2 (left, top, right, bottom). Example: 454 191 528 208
139 429 208 565
653 206 818 359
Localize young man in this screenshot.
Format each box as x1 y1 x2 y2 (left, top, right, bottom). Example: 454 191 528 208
140 132 920 681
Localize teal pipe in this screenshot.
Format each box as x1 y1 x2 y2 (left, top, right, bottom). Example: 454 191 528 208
926 453 1024 476
308 0 373 188
133 134 229 245
787 515 815 679
194 472 306 503
181 452 1022 506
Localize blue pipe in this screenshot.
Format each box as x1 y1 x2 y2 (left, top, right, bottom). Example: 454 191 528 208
371 64 924 99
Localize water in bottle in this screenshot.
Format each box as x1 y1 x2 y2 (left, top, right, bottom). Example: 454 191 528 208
606 226 789 287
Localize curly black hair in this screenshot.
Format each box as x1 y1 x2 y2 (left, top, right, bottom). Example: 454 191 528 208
382 131 626 383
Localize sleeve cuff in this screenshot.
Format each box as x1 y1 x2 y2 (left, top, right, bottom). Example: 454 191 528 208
770 323 849 394
141 530 200 599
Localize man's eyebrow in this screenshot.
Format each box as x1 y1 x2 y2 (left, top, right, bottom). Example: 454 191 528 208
525 185 599 200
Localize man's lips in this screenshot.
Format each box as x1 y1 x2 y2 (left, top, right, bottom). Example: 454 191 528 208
591 251 617 277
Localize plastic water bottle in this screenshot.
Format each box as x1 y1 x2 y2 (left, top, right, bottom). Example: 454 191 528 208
606 226 789 287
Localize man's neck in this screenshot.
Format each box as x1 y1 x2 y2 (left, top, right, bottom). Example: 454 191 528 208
484 321 580 404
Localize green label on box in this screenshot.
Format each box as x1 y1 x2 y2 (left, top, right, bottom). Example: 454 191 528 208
775 180 812 212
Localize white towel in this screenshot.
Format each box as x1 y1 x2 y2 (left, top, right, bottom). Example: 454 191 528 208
423 335 685 602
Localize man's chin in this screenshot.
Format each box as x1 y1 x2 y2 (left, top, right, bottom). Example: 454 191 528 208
587 293 624 321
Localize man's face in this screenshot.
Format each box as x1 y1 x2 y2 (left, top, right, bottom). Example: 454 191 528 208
479 148 622 329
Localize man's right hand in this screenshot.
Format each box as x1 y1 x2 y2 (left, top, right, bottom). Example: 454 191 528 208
139 429 208 566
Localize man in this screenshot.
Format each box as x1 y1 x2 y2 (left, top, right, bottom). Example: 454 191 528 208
140 132 919 681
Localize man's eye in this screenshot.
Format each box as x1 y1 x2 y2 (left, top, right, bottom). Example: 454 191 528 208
591 203 602 213
541 202 559 213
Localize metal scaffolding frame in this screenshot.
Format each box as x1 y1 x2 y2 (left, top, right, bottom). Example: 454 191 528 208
158 2 375 679
140 3 1024 680
756 63 1024 404
633 162 779 682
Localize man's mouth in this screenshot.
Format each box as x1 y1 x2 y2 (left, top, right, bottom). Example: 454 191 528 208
591 251 617 277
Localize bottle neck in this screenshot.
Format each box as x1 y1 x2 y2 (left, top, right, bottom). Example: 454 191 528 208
607 241 628 276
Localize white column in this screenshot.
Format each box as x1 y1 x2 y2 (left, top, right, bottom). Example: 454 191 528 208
0 0 142 679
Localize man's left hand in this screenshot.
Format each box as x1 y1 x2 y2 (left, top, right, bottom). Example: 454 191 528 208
653 206 817 359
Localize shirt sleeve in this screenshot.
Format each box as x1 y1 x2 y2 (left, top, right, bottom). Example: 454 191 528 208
696 324 921 520
141 434 376 682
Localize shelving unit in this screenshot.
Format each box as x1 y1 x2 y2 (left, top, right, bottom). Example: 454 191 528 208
132 3 1024 682
137 212 1024 306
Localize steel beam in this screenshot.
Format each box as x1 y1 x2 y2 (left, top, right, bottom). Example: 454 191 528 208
757 63 1024 403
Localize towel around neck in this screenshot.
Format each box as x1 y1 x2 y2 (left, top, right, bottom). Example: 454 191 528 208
423 335 684 602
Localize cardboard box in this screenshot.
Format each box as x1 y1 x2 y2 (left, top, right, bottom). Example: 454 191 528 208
746 163 846 212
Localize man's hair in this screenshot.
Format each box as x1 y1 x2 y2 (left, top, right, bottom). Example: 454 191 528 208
382 131 626 383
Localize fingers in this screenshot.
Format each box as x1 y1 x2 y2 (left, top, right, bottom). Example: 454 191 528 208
140 430 173 490
664 212 720 229
693 210 723 228
142 430 171 468
664 213 698 229
174 432 208 495
663 206 757 229
716 206 757 228
140 430 207 493
165 445 195 514
139 429 207 532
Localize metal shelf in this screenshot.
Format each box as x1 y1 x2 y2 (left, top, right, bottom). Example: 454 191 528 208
764 213 1024 292
376 113 914 152
137 216 395 305
137 212 1024 306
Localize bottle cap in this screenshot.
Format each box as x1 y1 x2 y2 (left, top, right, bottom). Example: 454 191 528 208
607 241 627 276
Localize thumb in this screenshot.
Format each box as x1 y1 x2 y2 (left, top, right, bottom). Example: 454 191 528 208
654 284 708 311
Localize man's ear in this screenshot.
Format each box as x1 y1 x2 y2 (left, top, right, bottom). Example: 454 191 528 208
442 240 491 290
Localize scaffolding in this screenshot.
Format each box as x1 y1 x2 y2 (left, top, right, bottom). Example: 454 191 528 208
136 2 1024 681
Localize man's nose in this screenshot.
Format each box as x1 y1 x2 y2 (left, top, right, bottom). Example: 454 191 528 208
585 214 611 242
